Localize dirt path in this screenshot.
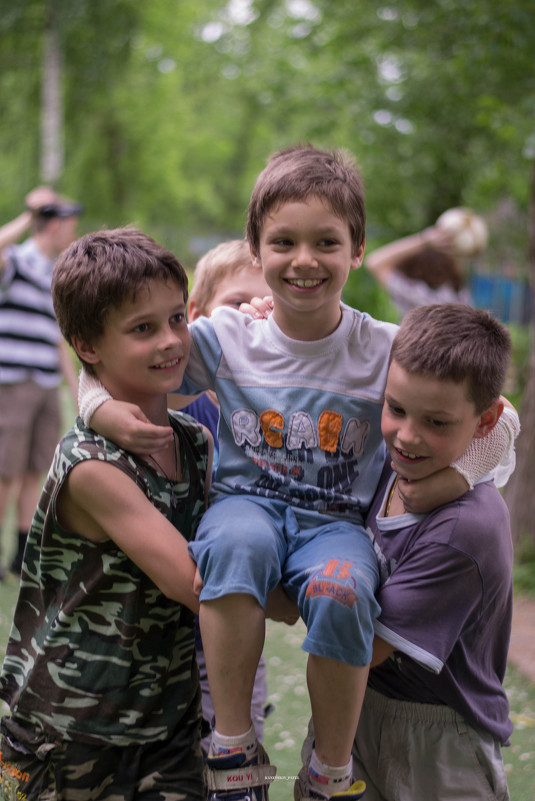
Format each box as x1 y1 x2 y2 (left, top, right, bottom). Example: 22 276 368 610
509 595 535 682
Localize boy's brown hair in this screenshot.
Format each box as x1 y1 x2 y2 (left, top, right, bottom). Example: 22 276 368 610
390 304 511 413
52 227 188 352
188 239 260 316
246 145 366 255
397 246 466 292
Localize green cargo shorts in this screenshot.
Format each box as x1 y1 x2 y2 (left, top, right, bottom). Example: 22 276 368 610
350 687 510 801
300 687 510 801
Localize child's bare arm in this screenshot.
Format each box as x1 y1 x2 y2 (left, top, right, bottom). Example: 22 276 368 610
58 459 199 611
397 468 469 515
91 401 174 455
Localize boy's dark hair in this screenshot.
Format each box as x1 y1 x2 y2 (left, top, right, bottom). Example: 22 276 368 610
52 227 188 353
246 145 366 255
397 245 465 292
390 304 511 413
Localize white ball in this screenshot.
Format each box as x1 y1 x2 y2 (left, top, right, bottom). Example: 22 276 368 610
436 207 488 257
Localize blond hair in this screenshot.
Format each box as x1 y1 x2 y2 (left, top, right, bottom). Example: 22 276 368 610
189 239 261 316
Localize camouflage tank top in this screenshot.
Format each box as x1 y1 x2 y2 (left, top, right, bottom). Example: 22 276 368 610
0 412 209 746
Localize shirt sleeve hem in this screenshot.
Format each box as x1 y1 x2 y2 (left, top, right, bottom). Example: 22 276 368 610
374 620 444 673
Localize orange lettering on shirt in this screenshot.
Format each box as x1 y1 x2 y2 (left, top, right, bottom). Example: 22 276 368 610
259 409 284 448
318 410 343 452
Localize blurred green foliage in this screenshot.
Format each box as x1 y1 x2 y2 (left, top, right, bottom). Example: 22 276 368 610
0 0 533 270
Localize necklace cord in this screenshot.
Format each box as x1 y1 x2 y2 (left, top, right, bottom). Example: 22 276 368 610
148 434 178 508
384 475 399 518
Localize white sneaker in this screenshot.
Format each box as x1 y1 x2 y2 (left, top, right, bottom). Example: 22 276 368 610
205 743 276 800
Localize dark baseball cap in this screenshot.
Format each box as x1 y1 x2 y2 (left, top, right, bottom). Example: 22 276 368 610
37 199 84 218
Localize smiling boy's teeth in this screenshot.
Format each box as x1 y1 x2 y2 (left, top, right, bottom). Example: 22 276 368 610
400 450 418 459
155 358 178 369
289 278 323 288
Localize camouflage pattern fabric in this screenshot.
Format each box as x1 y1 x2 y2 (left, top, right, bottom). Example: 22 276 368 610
0 412 209 753
0 698 205 800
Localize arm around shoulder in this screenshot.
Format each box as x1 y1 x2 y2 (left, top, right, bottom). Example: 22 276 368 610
451 401 520 490
399 400 521 513
78 366 174 455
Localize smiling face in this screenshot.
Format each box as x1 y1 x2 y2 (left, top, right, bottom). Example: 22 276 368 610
252 196 364 340
79 278 190 417
381 360 490 481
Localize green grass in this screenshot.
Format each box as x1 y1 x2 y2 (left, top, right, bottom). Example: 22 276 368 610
504 663 535 799
263 620 311 799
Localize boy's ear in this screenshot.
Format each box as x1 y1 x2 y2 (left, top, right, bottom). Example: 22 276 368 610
350 239 366 271
249 243 261 267
474 399 504 438
187 298 202 322
71 335 100 366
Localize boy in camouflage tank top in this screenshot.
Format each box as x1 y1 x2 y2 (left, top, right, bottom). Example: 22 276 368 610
0 228 213 801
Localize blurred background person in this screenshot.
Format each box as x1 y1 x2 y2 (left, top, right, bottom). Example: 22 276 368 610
0 187 82 578
364 208 488 319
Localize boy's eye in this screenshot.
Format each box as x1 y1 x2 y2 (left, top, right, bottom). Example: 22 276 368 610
171 312 185 324
133 322 149 333
225 299 247 309
319 238 338 247
429 418 448 428
387 403 405 417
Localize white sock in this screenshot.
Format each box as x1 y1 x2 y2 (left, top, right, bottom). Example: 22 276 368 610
308 748 352 795
210 724 258 758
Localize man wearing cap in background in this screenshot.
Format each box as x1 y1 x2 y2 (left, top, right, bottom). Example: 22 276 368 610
0 187 82 578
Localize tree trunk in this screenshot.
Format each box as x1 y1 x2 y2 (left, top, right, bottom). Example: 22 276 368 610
40 5 63 185
504 159 535 546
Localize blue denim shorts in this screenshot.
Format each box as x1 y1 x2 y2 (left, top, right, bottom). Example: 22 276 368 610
189 495 380 666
